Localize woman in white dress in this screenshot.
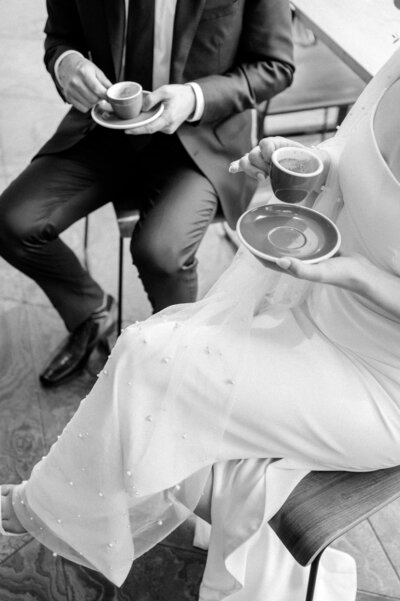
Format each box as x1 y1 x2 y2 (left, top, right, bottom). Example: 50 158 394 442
2 46 400 601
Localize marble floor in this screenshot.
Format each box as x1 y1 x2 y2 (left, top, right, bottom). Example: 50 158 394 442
0 1 400 600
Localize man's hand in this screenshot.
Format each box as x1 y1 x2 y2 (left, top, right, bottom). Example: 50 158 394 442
125 84 196 135
58 53 112 113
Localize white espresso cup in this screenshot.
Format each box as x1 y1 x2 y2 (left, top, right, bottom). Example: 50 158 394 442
106 81 143 120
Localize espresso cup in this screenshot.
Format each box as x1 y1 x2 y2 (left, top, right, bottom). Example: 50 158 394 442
270 146 324 204
106 81 143 120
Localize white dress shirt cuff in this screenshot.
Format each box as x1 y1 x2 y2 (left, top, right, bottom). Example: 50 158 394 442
54 50 85 86
185 82 205 122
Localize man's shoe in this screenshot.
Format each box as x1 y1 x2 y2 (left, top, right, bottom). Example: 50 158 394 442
39 295 117 387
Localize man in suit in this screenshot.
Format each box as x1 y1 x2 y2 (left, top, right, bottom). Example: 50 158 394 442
0 0 294 386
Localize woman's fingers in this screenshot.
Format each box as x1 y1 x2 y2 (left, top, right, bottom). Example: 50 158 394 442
276 257 333 282
276 255 353 287
259 136 305 160
229 148 268 180
230 137 307 178
229 153 266 180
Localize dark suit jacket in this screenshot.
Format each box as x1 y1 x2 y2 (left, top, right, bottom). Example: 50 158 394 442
39 0 294 227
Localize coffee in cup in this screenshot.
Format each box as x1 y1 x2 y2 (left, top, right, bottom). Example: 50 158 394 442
270 146 324 204
106 81 143 120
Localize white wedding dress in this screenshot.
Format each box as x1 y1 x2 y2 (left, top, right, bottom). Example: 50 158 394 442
10 49 400 601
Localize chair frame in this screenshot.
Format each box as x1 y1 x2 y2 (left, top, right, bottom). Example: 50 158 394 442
268 466 400 601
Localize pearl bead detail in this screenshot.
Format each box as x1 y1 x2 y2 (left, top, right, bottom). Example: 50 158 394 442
181 433 187 440
98 492 104 498
126 470 132 477
157 520 163 526
52 552 58 557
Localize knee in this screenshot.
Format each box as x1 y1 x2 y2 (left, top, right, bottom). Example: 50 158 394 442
0 201 57 257
130 233 187 277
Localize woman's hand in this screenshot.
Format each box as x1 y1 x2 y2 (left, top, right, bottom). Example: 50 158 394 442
277 253 400 321
229 136 306 181
276 253 371 293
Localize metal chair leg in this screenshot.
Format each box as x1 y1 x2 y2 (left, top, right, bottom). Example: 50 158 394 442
83 216 90 271
117 235 124 335
337 104 350 126
305 552 323 601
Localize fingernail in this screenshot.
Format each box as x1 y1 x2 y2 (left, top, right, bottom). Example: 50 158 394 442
256 172 265 182
229 162 239 173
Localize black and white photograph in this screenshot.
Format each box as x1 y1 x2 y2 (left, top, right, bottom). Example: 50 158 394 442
0 1 400 600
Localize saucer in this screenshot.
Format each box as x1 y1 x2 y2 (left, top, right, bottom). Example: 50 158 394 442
91 91 164 130
237 203 341 265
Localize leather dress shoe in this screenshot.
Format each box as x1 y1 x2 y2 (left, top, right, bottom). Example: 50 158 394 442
39 295 117 387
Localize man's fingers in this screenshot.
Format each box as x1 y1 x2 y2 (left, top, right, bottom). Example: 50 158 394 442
96 69 112 90
142 88 165 111
97 99 113 112
65 73 100 105
80 69 108 100
69 98 91 113
66 90 92 112
125 114 167 135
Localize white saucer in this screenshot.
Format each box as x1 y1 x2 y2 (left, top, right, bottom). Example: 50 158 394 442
91 91 164 130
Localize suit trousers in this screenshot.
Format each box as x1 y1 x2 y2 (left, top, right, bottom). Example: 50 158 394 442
0 128 219 331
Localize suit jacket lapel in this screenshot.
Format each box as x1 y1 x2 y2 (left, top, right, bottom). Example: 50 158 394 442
170 0 206 82
103 0 126 81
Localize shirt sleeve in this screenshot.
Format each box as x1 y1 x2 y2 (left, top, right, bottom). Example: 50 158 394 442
185 82 205 122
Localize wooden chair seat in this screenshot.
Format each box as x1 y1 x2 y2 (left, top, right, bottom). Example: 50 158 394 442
268 466 400 601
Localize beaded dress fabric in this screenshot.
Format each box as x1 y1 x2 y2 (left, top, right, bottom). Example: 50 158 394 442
11 49 400 601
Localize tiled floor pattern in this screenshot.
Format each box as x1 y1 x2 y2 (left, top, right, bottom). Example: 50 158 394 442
1 0 400 599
